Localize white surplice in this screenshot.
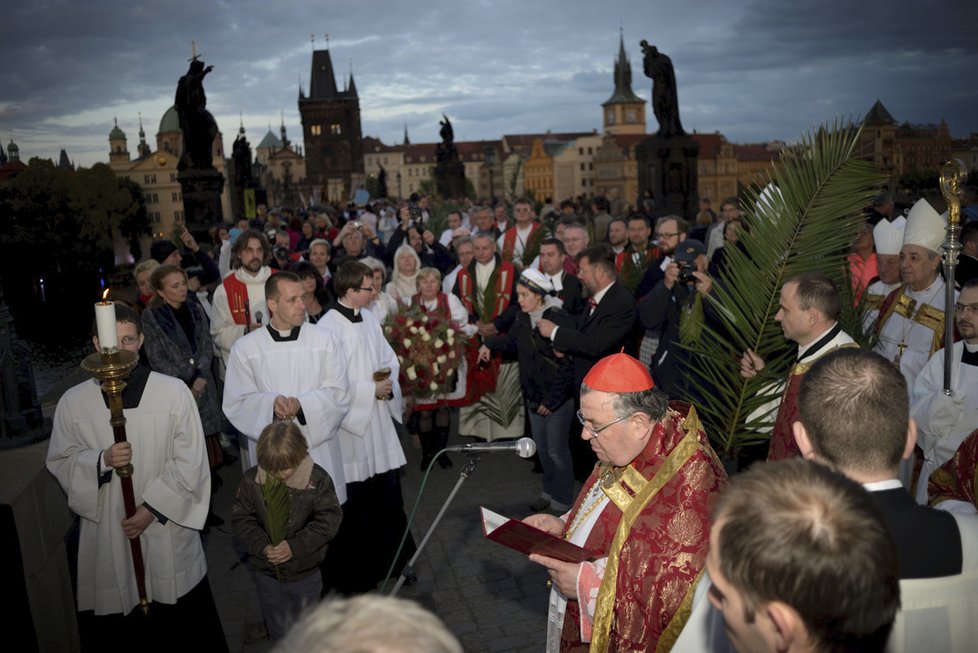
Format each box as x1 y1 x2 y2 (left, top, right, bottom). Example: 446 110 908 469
315 307 407 482
910 341 978 504
210 266 273 371
47 373 210 615
222 324 351 502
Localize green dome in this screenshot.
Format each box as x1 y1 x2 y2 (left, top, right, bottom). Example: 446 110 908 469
158 106 180 134
109 120 126 141
7 139 18 153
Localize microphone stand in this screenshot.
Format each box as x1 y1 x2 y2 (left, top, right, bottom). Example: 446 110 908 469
389 454 480 596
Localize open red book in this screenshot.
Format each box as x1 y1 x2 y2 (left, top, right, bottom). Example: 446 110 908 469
480 507 594 563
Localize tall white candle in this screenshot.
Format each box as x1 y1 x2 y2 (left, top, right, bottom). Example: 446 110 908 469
95 300 118 351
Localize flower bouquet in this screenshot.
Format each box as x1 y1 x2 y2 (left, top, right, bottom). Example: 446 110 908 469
384 305 468 402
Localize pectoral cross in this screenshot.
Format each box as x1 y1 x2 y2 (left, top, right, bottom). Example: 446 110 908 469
895 341 907 365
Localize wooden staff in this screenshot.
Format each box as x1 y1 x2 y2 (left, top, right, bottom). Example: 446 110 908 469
938 159 967 395
81 348 149 615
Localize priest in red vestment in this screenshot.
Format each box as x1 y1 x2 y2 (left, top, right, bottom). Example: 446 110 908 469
525 353 726 652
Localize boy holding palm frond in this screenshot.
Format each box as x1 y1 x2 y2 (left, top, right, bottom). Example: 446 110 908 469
232 421 342 641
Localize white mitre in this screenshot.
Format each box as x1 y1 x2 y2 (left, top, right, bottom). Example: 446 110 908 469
873 216 906 255
902 198 945 253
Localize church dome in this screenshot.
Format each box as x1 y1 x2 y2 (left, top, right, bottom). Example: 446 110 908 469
7 138 18 154
158 106 180 135
109 125 126 141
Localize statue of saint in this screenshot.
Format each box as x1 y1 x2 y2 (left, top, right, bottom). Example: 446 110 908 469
640 40 685 138
439 114 454 147
175 57 219 171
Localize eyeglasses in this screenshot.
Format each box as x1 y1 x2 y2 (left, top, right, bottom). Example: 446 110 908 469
358 286 374 293
120 336 140 346
576 409 628 437
954 303 978 315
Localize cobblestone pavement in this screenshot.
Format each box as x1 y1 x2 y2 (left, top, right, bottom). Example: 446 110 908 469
206 427 580 653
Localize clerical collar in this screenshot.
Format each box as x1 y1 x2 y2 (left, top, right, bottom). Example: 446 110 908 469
330 300 362 323
266 323 301 341
797 322 842 361
862 479 903 492
99 364 150 410
963 341 978 366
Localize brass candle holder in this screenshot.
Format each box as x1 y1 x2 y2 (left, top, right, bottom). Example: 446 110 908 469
81 348 150 615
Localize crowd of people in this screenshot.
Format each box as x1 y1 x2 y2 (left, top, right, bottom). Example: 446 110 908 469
45 184 978 651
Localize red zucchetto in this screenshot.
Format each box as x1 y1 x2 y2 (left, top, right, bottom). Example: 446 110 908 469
583 352 654 393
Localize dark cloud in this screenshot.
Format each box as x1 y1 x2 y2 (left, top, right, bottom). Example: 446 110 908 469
3 1 975 166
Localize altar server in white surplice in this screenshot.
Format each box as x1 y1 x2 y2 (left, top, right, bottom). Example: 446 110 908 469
47 304 227 650
315 260 415 594
222 271 351 503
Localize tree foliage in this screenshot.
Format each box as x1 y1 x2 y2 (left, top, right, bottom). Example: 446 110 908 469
680 120 888 457
0 158 148 338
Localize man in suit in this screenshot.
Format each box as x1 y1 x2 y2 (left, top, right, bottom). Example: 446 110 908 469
793 348 978 651
538 244 636 478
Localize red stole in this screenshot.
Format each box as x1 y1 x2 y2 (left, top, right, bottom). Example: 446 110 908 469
411 292 451 319
928 427 978 509
455 260 515 321
501 221 541 262
767 371 803 461
560 406 726 652
454 259 516 405
223 274 251 325
615 245 660 276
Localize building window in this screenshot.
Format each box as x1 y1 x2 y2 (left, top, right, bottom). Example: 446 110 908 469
144 175 150 184
330 123 342 135
311 124 322 136
172 191 180 202
580 163 585 171
625 110 637 123
579 147 584 155
170 173 176 182
607 110 615 125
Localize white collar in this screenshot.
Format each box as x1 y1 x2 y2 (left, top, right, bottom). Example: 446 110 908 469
863 479 904 492
338 299 360 316
796 322 838 358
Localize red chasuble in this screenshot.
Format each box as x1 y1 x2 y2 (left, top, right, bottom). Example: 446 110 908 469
928 427 978 510
560 404 726 652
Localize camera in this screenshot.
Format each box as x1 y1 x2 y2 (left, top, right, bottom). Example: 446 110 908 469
351 221 363 231
273 245 289 261
677 261 695 284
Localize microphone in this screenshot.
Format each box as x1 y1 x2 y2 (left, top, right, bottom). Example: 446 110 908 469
445 437 536 458
254 310 264 325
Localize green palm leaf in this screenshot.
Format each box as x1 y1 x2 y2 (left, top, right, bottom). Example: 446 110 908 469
261 473 291 546
474 362 523 427
681 119 888 456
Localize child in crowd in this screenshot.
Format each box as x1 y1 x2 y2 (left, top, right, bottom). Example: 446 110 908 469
232 421 343 641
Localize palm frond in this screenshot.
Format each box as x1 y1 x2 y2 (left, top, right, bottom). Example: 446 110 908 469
474 362 523 427
261 473 291 546
681 119 888 456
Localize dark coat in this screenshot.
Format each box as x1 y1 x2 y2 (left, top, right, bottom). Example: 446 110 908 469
232 463 343 582
485 307 575 411
141 300 222 434
552 281 637 388
869 487 962 579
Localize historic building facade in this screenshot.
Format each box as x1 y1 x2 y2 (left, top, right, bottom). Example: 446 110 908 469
299 47 364 203
107 110 232 241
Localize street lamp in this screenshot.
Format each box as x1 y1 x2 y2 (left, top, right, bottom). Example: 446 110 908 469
484 144 496 202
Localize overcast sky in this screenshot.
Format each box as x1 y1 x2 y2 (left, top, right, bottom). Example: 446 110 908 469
3 0 976 168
